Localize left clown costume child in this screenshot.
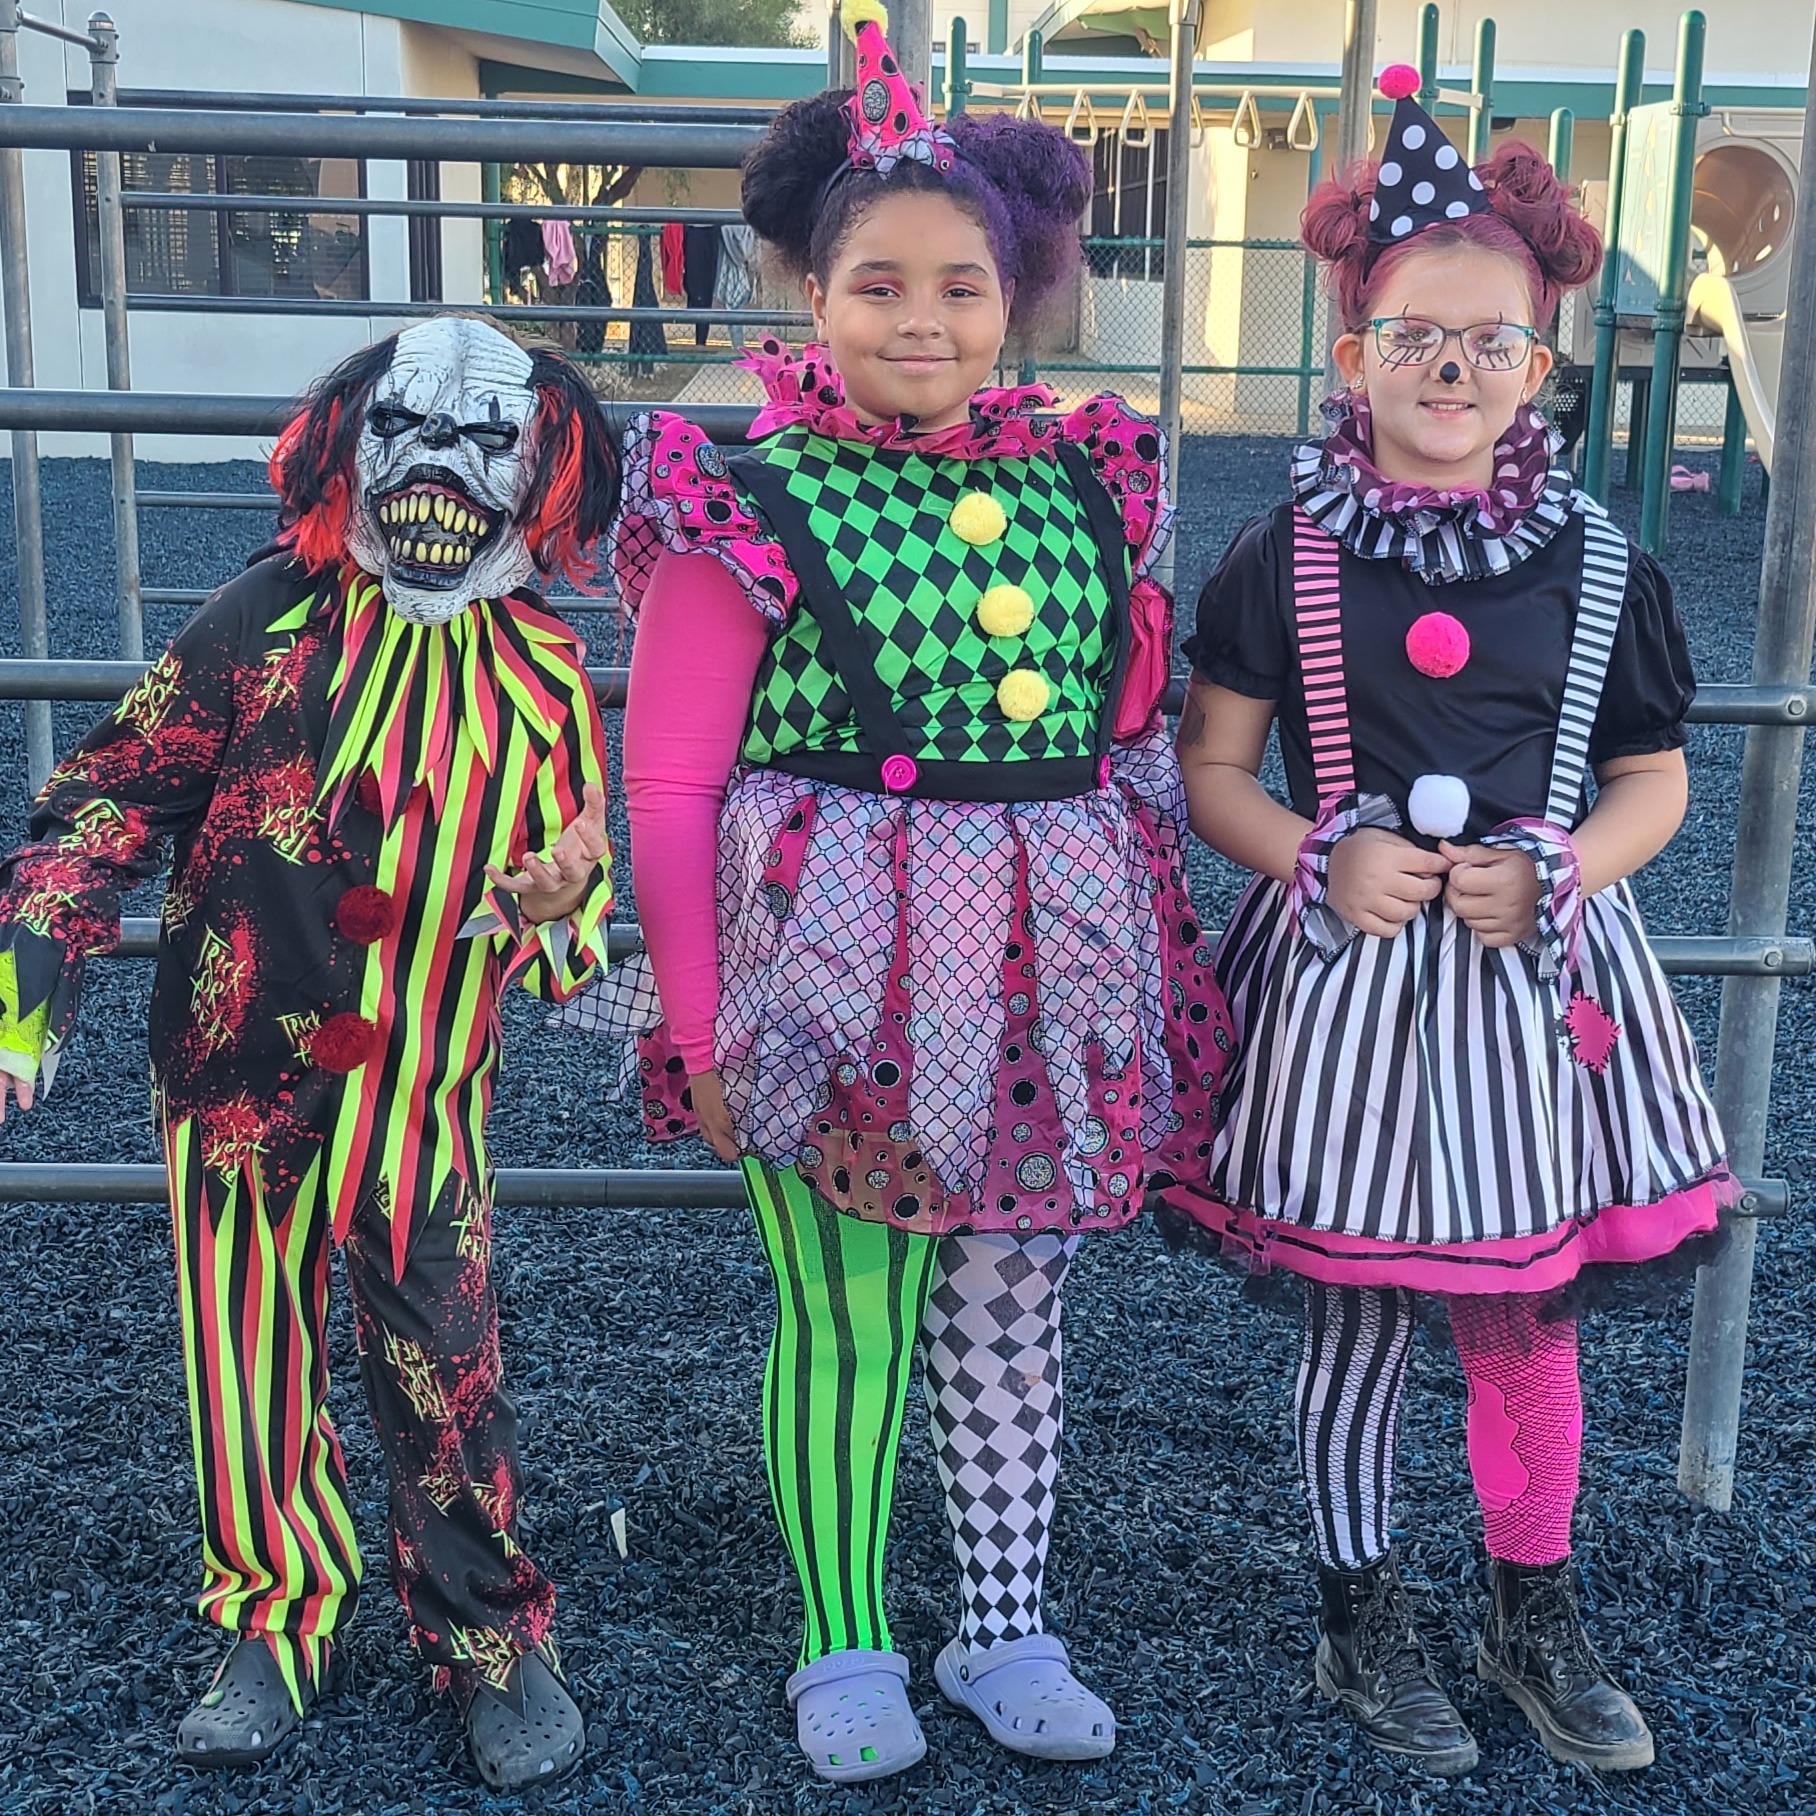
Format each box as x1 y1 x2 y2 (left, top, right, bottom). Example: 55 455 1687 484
0 317 617 1790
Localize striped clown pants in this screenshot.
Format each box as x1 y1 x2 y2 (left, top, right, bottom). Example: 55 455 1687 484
166 1117 556 1713
746 1161 1076 1665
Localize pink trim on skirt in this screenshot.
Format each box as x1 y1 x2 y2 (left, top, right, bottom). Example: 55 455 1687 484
1159 1172 1735 1297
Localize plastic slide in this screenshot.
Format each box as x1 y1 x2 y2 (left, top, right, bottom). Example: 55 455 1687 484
1687 268 1784 474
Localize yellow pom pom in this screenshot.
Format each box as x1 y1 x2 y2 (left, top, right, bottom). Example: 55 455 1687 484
840 0 889 42
996 669 1051 722
976 583 1035 639
948 490 1008 546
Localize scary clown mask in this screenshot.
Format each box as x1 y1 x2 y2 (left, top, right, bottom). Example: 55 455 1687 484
269 316 620 622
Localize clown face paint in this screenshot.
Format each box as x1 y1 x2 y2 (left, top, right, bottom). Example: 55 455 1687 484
348 318 540 624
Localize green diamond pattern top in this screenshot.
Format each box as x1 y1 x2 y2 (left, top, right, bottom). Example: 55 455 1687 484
738 431 1121 766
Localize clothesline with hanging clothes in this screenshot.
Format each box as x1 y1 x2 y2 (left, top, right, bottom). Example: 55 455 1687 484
495 214 772 358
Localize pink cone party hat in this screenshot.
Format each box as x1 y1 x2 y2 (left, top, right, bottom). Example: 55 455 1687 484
840 0 954 177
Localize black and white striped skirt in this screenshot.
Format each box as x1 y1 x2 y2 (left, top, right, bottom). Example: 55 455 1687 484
1166 877 1733 1294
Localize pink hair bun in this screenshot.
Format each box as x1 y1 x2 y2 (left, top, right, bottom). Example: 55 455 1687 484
1379 63 1422 101
1406 611 1471 678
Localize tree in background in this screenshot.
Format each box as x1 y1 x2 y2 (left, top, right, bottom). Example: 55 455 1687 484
617 0 810 48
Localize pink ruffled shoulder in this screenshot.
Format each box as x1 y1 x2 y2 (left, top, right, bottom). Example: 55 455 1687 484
611 411 799 627
1060 394 1174 583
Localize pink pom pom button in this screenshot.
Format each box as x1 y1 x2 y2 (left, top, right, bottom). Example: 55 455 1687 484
1379 62 1422 100
880 754 920 793
1405 611 1471 678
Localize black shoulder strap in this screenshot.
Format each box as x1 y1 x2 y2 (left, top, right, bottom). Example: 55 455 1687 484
725 447 915 765
1053 439 1134 759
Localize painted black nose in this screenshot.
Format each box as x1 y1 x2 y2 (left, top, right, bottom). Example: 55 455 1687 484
419 410 460 448
1437 360 1463 384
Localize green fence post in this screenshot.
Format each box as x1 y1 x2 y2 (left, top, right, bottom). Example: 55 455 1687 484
947 17 969 114
1639 9 1708 556
1717 376 1748 514
482 161 504 307
1626 372 1650 488
1417 3 1440 107
1548 106 1574 181
1583 28 1646 503
988 0 1008 55
1297 106 1326 437
1023 25 1043 86
1469 17 1496 164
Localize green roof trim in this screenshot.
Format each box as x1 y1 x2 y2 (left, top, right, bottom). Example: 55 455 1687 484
303 0 640 83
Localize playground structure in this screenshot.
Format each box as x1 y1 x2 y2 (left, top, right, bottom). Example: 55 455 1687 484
1581 12 1802 551
0 0 1807 1524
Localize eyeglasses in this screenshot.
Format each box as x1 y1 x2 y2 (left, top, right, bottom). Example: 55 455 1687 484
1366 316 1539 373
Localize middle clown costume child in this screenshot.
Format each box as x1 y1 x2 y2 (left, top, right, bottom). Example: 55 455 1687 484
574 0 1231 1783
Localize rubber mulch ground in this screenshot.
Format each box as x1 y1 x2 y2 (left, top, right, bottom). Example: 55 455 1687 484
0 438 1810 1816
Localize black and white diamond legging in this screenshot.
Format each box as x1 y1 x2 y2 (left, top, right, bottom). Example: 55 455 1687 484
923 1229 1075 1650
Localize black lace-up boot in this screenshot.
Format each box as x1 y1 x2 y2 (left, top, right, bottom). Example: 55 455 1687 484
1315 1557 1479 1775
1477 1559 1654 1770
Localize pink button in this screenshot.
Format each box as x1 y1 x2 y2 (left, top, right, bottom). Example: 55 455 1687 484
880 754 920 793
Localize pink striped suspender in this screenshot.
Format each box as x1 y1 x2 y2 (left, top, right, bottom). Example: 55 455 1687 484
1290 508 1355 802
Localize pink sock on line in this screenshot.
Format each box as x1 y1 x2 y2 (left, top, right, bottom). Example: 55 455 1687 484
1448 1295 1584 1566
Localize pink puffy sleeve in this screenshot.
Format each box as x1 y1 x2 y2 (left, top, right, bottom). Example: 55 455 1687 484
1061 394 1176 740
611 411 800 627
622 550 772 1073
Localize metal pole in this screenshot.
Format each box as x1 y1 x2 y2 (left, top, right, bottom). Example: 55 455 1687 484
1583 29 1646 504
1468 16 1496 165
946 16 969 115
1022 26 1043 90
1638 9 1706 556
1155 0 1199 592
1297 105 1326 437
987 0 1008 56
1332 0 1379 175
894 0 932 96
1416 2 1439 107
0 0 52 791
1547 105 1574 182
87 12 140 662
828 0 848 87
1716 376 1747 515
1678 3 1816 1514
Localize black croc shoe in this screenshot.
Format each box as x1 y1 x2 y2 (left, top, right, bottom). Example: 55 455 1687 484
1478 1559 1655 1771
1315 1558 1480 1776
463 1652 586 1791
176 1637 316 1770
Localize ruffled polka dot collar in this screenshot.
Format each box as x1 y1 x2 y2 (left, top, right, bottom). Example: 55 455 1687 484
740 338 1066 461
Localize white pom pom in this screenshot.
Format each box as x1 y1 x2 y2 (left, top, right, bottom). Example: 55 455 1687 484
1408 773 1471 839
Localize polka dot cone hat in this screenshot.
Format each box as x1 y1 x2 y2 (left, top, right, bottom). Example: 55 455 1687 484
1367 63 1491 253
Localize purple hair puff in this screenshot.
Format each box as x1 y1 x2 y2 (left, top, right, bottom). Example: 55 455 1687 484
841 0 954 177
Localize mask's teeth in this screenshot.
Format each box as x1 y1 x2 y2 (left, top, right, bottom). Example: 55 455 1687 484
432 496 449 527
414 540 428 562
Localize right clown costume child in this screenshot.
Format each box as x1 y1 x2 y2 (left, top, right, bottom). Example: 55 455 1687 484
571 1 1229 1783
1164 70 1732 1777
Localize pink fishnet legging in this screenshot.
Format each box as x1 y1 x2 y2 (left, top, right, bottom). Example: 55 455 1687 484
1449 1295 1583 1566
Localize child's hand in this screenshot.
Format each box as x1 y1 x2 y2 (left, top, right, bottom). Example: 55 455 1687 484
688 1068 739 1163
1439 842 1541 948
486 782 608 925
0 1071 34 1123
1326 827 1450 938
